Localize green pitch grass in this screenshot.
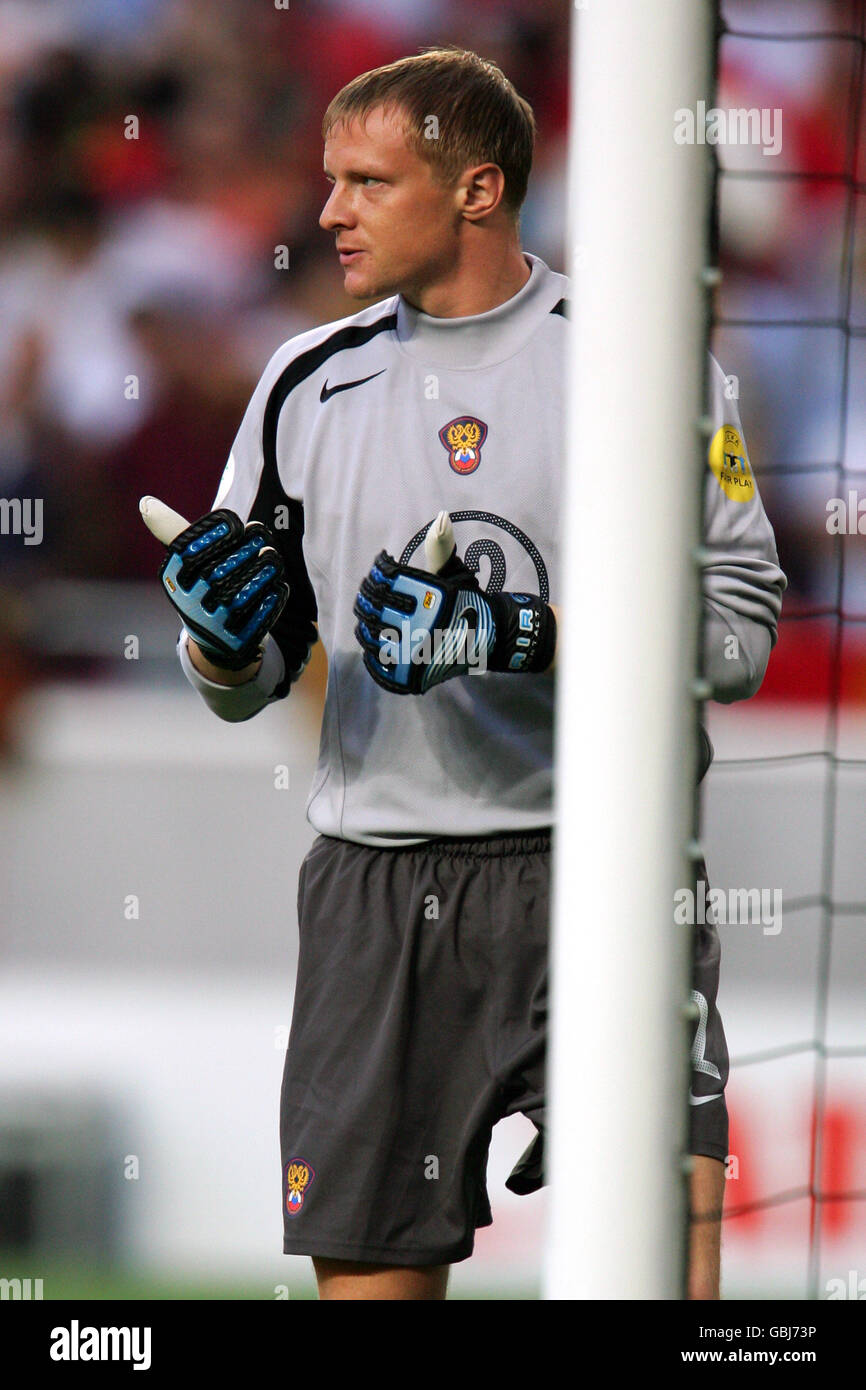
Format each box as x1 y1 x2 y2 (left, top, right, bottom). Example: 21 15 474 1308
0 1253 540 1300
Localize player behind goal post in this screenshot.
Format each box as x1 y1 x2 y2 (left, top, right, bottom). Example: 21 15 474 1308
143 47 786 1300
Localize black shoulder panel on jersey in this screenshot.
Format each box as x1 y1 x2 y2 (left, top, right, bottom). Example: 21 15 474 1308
254 311 396 698
550 298 568 317
262 311 397 478
247 483 316 700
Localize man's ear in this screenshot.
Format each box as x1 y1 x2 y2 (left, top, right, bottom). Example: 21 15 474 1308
458 163 507 222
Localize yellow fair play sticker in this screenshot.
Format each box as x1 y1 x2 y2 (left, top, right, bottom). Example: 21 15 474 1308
709 425 755 502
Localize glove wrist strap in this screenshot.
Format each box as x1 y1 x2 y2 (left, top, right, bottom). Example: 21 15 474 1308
185 621 265 672
486 593 557 674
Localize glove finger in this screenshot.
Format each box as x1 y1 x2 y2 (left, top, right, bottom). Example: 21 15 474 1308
353 596 404 656
203 541 285 614
370 550 398 578
231 591 286 654
172 509 244 572
225 565 287 633
353 616 383 659
362 648 411 695
255 543 286 581
362 647 395 689
355 615 405 671
242 520 279 549
359 571 415 614
353 589 385 627
206 532 265 580
365 552 417 604
220 542 285 597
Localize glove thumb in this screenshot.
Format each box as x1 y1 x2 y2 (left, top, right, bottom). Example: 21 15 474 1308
424 510 456 574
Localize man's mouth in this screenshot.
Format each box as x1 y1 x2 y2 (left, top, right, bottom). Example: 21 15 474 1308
338 248 365 265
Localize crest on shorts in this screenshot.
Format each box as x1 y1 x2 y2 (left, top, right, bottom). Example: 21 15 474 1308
438 415 488 475
284 1158 316 1217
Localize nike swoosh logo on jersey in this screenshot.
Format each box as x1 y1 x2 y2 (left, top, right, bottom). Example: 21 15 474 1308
689 1091 724 1106
320 369 386 402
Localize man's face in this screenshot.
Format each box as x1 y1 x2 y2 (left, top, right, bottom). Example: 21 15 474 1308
320 106 461 302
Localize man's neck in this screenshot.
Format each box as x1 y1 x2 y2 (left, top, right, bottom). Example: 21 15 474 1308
404 243 531 319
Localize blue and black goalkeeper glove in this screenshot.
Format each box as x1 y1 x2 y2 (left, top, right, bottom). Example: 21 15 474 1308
353 546 556 695
160 509 288 671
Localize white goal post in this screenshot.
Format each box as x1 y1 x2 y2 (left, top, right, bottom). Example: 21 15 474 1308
544 0 717 1299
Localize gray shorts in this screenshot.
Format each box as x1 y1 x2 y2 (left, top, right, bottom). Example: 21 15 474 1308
279 829 728 1266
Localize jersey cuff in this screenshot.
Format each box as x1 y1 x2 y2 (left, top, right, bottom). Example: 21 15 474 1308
178 628 286 722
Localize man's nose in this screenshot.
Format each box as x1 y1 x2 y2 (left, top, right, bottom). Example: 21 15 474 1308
319 186 353 231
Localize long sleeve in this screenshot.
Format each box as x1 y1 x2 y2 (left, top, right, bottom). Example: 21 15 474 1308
177 628 287 722
177 339 319 720
700 353 787 704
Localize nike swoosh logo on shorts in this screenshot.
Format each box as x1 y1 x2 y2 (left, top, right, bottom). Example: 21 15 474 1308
689 1091 724 1105
319 369 386 402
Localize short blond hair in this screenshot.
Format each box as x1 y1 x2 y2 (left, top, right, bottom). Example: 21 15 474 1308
322 46 536 216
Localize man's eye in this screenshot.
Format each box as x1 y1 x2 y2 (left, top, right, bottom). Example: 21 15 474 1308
361 176 381 187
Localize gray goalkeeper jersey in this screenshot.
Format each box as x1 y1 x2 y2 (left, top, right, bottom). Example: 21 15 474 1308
183 253 786 847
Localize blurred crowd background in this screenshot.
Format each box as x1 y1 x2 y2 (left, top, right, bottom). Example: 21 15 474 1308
0 0 568 742
1 0 864 1299
716 0 866 705
0 0 863 727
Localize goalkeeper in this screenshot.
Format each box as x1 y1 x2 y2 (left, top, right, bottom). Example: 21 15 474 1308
155 48 786 1300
